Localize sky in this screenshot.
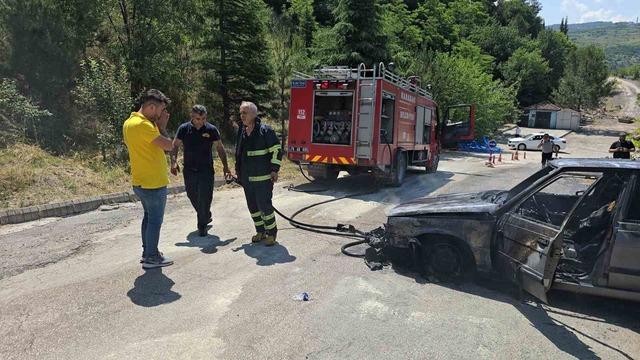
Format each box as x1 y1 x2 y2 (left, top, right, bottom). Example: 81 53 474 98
538 0 640 25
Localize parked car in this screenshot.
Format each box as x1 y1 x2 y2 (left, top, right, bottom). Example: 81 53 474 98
385 159 640 303
508 133 567 152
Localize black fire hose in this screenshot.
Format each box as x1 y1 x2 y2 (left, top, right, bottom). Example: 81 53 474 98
225 174 383 257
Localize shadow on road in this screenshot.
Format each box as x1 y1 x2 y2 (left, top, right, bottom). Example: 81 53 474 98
126 268 181 307
232 242 296 266
391 263 638 360
284 169 455 207
175 230 237 254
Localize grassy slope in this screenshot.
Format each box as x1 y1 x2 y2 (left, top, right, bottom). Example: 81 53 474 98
1 142 301 209
550 22 640 69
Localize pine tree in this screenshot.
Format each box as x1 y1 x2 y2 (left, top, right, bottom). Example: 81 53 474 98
316 0 388 67
560 17 569 35
290 0 316 49
200 0 272 138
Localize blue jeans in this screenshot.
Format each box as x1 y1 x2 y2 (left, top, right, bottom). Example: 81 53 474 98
133 186 167 259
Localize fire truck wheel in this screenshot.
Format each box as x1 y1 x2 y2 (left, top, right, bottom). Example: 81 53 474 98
426 154 439 173
391 151 407 187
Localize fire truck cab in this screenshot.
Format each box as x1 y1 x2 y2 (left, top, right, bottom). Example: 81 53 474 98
287 63 474 186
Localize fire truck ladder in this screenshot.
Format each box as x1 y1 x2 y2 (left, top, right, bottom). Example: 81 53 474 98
356 63 376 160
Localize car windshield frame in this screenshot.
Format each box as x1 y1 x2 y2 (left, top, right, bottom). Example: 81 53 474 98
505 165 556 201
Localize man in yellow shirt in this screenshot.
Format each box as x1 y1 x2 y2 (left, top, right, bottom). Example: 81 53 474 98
123 89 175 269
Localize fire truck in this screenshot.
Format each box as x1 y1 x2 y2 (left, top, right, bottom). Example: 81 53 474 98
287 63 475 186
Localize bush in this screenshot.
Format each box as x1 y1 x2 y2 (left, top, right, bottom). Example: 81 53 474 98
0 78 52 146
72 58 132 161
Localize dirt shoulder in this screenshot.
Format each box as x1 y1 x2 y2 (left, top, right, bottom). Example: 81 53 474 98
0 143 302 210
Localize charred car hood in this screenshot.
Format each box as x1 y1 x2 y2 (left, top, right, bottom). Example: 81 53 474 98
388 190 503 217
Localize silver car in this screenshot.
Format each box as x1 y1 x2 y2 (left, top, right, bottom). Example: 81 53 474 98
385 159 640 303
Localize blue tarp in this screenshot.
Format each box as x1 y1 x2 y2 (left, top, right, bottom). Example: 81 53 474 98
456 136 502 154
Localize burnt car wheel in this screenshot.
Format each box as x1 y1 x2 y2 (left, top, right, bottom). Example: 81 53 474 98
424 240 465 280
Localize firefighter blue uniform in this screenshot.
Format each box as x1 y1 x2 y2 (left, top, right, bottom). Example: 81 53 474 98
176 121 221 231
235 117 282 244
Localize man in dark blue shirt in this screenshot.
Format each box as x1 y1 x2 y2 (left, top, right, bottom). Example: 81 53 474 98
171 105 231 236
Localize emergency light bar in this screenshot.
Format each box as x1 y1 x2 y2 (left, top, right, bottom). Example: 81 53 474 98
314 80 351 90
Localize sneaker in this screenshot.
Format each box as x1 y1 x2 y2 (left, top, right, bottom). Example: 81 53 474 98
142 255 174 269
264 234 277 247
251 232 266 243
140 251 163 263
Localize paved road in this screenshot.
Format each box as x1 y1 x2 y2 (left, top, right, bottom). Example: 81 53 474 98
1 153 639 360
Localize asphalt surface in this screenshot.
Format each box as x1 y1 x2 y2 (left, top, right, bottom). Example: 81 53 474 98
1 151 639 360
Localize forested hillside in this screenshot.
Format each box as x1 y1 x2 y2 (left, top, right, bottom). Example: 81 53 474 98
0 0 610 159
550 21 640 70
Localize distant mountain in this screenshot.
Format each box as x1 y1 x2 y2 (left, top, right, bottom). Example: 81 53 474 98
547 21 640 69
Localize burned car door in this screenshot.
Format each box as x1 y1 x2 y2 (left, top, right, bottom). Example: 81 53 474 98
496 172 601 302
607 174 640 291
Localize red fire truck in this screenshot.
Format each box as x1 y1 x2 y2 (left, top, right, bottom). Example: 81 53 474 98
287 63 474 186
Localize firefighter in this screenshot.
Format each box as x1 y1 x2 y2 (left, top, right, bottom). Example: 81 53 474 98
170 105 231 237
234 101 282 246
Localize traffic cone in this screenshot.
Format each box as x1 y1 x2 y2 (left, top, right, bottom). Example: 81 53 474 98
523 151 527 159
492 154 496 164
498 153 502 162
515 150 519 160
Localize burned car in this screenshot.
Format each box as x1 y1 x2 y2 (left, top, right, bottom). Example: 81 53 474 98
385 159 640 303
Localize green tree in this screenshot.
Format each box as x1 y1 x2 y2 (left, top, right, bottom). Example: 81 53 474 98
501 47 551 106
381 0 422 72
266 10 309 149
537 29 573 90
554 45 612 109
409 51 517 137
494 0 544 38
0 2 9 76
314 0 388 67
470 23 526 71
559 17 569 35
446 0 491 39
72 58 132 161
200 0 272 137
452 40 494 73
290 0 317 49
312 0 339 27
413 0 458 52
0 78 52 146
3 0 106 149
105 0 201 124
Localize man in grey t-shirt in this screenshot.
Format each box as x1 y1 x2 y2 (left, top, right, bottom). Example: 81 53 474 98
537 133 556 166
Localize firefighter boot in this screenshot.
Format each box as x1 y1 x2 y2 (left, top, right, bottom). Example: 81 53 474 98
252 232 266 243
264 233 277 247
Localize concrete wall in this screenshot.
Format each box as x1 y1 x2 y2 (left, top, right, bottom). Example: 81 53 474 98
556 109 580 130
